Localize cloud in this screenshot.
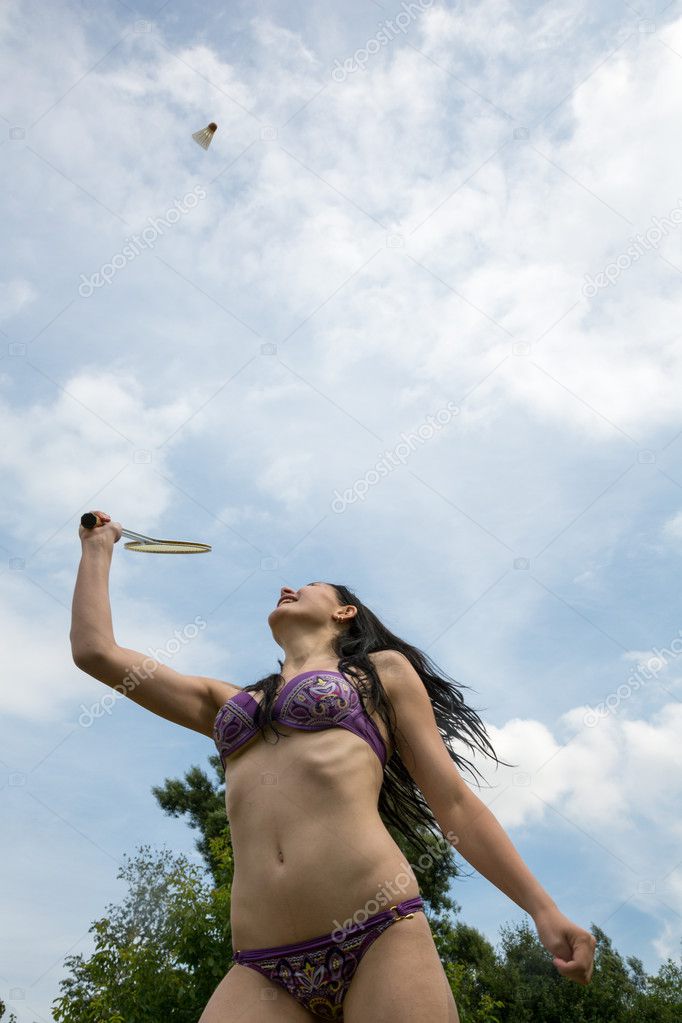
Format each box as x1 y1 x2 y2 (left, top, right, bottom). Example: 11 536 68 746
0 369 205 545
468 701 682 959
474 702 682 837
662 510 682 542
4 0 682 460
0 278 37 321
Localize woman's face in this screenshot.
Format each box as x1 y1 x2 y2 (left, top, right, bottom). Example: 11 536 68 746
267 582 355 634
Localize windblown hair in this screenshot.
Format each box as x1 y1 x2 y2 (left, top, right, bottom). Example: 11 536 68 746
240 583 514 857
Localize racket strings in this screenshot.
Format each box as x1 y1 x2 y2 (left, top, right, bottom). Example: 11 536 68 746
119 528 210 553
124 541 211 553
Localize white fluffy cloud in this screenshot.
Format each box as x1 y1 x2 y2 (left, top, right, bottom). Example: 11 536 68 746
475 702 682 840
466 700 682 961
0 370 205 546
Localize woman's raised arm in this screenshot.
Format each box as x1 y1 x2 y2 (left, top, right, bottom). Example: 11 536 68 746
70 511 236 738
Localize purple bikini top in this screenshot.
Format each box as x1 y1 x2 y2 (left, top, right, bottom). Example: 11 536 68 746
213 669 387 770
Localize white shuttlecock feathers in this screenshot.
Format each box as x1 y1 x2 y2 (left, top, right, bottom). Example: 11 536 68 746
192 122 218 150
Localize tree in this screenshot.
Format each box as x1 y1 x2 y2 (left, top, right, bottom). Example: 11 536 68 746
0 999 18 1022
52 840 233 1023
151 755 230 886
632 952 682 1023
436 922 505 1022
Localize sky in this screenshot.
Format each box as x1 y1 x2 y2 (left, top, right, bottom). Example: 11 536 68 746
1 0 682 1017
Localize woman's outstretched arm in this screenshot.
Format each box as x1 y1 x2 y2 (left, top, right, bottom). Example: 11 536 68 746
438 790 596 983
373 648 597 985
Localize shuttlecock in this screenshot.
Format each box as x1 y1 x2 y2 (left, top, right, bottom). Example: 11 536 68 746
192 122 218 150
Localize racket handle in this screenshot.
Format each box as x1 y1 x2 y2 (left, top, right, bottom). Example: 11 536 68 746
81 512 102 529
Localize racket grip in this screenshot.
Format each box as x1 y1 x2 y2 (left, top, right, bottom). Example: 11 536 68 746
81 512 102 529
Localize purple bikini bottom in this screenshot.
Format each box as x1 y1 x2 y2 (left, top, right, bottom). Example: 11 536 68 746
232 895 425 1021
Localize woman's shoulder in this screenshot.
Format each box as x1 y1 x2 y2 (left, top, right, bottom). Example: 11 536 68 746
350 650 408 697
368 648 405 666
367 649 410 675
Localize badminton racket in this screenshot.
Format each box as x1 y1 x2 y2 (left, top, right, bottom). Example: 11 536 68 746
80 512 211 554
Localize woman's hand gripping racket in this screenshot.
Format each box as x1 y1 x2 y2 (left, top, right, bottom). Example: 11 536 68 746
80 511 211 554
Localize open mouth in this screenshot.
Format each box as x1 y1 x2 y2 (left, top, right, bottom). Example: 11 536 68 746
277 596 297 607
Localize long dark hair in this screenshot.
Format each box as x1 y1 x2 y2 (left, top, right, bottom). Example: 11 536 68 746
240 583 514 857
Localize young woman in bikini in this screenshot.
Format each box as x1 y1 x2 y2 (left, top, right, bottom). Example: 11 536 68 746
71 511 596 1022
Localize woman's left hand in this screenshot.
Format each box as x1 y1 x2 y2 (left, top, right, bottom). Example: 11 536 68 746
533 905 597 984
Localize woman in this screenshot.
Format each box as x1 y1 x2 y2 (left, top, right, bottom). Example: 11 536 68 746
71 511 596 1022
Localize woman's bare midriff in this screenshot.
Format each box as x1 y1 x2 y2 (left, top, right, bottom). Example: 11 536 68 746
223 697 422 952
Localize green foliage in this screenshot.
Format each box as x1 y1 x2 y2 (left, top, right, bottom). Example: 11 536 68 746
632 954 682 1022
150 755 229 886
0 998 18 1022
52 756 682 1022
438 918 682 1023
51 840 234 1023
